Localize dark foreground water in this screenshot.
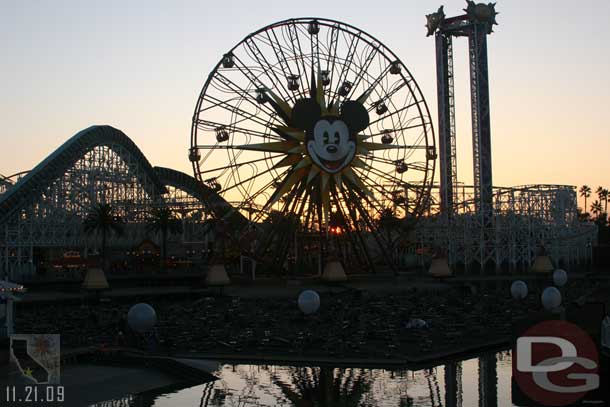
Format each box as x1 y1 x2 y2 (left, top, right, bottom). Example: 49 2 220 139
95 351 514 406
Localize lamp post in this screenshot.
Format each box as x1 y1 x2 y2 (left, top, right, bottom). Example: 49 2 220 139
1 280 26 337
5 297 12 336
1 296 14 337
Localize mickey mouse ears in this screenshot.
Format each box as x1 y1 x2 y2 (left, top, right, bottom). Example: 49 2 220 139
292 99 321 131
340 101 369 133
291 98 369 134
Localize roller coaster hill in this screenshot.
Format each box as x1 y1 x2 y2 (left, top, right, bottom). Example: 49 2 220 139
0 124 597 283
0 125 244 282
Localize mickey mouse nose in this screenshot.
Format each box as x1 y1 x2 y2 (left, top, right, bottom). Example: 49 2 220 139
326 145 338 154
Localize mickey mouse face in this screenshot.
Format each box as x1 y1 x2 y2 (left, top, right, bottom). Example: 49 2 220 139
308 118 356 173
293 98 369 174
312 119 350 159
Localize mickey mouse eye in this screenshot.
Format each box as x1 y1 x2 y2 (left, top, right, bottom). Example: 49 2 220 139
323 131 329 144
334 132 340 144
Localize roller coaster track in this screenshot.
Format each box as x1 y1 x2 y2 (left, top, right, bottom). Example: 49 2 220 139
0 126 245 226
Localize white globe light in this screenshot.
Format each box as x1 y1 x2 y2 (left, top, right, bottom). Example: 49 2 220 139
510 280 528 300
298 290 320 315
553 269 568 287
128 303 157 332
541 287 562 311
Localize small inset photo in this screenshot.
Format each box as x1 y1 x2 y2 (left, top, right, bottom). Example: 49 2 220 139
9 334 60 385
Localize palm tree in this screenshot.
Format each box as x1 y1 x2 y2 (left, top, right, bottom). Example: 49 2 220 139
577 207 589 222
376 208 402 248
83 203 124 271
579 185 591 214
599 188 610 213
272 367 371 406
375 208 412 270
146 207 183 272
591 200 603 219
259 210 301 274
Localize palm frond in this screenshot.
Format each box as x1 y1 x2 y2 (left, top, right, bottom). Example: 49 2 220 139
83 203 123 236
146 207 182 236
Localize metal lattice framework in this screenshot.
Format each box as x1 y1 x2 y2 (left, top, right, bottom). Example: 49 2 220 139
420 3 596 270
428 2 497 223
416 184 596 269
434 22 458 216
155 166 247 245
190 17 436 272
0 172 28 197
0 126 219 280
426 2 499 270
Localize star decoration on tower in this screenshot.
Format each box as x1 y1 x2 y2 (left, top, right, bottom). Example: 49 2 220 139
426 6 446 36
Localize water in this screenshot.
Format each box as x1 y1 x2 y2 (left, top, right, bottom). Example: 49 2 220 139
95 351 515 406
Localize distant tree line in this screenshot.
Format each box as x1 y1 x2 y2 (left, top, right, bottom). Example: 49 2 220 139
579 185 609 225
579 185 610 245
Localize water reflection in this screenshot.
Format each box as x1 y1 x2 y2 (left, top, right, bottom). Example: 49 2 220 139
272 367 371 406
97 350 513 407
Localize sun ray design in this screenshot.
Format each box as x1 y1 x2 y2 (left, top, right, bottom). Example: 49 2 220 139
273 126 305 141
273 154 302 169
235 68 381 226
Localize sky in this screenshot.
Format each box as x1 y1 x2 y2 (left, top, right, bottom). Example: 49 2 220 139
1 0 609 207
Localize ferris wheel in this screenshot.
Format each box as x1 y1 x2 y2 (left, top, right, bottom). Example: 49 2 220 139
190 17 435 269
